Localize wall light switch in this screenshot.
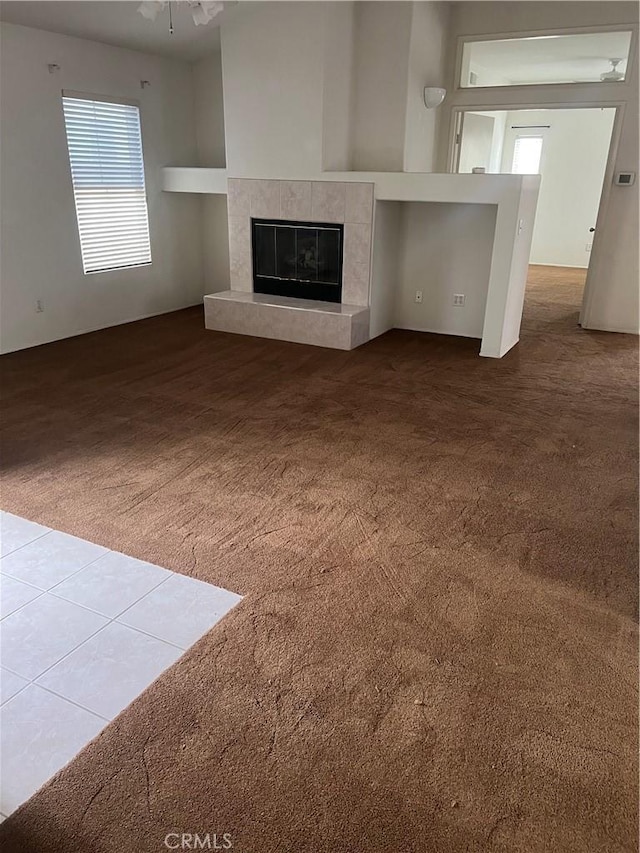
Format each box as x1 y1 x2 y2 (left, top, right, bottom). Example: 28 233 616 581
453 294 465 307
415 290 423 303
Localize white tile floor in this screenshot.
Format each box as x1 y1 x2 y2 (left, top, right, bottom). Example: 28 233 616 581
0 510 242 819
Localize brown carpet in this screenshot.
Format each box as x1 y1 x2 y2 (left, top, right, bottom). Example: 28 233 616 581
1 265 638 852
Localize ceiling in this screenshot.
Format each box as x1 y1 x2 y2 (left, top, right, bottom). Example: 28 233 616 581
0 1 235 60
465 30 633 85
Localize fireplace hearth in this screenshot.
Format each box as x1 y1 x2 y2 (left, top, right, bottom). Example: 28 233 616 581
252 218 343 303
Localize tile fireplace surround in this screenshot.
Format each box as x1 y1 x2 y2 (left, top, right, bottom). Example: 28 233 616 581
204 179 373 350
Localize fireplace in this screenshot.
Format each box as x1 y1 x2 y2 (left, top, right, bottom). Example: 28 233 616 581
252 218 343 303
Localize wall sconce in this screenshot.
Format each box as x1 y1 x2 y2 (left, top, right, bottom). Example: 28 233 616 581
423 87 446 109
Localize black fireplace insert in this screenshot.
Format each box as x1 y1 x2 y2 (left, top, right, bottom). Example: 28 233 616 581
252 218 343 303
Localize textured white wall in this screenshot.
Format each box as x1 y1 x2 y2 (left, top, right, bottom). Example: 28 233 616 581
350 2 413 171
395 203 497 338
322 1 355 171
193 51 226 169
0 22 203 354
219 0 449 177
193 50 229 294
458 113 496 173
501 109 616 268
369 202 403 339
458 110 506 173
220 2 326 178
403 2 450 173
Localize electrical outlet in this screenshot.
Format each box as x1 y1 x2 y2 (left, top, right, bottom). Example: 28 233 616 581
453 294 465 307
585 243 592 252
414 290 423 304
36 299 44 313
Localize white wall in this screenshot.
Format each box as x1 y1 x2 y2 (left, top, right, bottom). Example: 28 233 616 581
584 70 639 332
439 1 639 334
350 1 449 173
395 203 497 338
498 175 539 356
322 1 355 171
350 2 413 172
199 195 229 295
458 112 496 173
219 0 449 177
368 198 499 341
193 51 226 168
0 22 203 354
403 2 450 173
458 110 506 173
500 109 616 268
220 2 326 178
193 50 229 294
369 202 403 339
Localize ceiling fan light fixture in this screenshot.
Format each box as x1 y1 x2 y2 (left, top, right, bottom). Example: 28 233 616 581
189 1 224 26
137 1 166 22
600 58 625 81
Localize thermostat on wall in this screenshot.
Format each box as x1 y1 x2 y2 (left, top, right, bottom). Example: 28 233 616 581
615 171 636 186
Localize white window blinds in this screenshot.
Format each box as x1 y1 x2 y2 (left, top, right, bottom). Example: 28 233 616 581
62 94 152 274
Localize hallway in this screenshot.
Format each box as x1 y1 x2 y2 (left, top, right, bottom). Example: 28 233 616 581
522 264 588 334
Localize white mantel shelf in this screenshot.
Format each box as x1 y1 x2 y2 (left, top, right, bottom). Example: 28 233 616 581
162 168 541 359
161 167 534 207
162 167 228 194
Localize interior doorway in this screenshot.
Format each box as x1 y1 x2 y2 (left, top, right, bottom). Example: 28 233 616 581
454 107 617 326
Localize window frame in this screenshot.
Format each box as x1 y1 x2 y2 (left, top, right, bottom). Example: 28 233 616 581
62 90 152 276
454 23 638 94
510 134 545 175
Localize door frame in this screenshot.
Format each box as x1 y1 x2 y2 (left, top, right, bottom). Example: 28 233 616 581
447 100 626 326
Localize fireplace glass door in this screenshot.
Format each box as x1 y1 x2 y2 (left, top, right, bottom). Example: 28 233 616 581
252 219 343 303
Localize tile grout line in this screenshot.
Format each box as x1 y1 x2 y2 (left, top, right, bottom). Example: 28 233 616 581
1 600 188 712
33 683 112 724
0 675 30 707
1 549 175 620
2 604 239 727
3 597 241 708
1 520 242 702
109 619 189 652
24 575 183 687
0 522 53 559
3 554 241 687
1 548 113 609
3 546 127 596
1 585 48 621
47 569 175 619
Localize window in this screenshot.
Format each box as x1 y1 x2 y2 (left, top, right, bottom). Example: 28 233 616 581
460 30 633 88
62 93 152 274
511 136 544 174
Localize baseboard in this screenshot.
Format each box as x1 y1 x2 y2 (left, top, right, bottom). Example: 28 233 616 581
0 302 204 355
394 324 482 340
581 323 639 335
529 263 589 270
